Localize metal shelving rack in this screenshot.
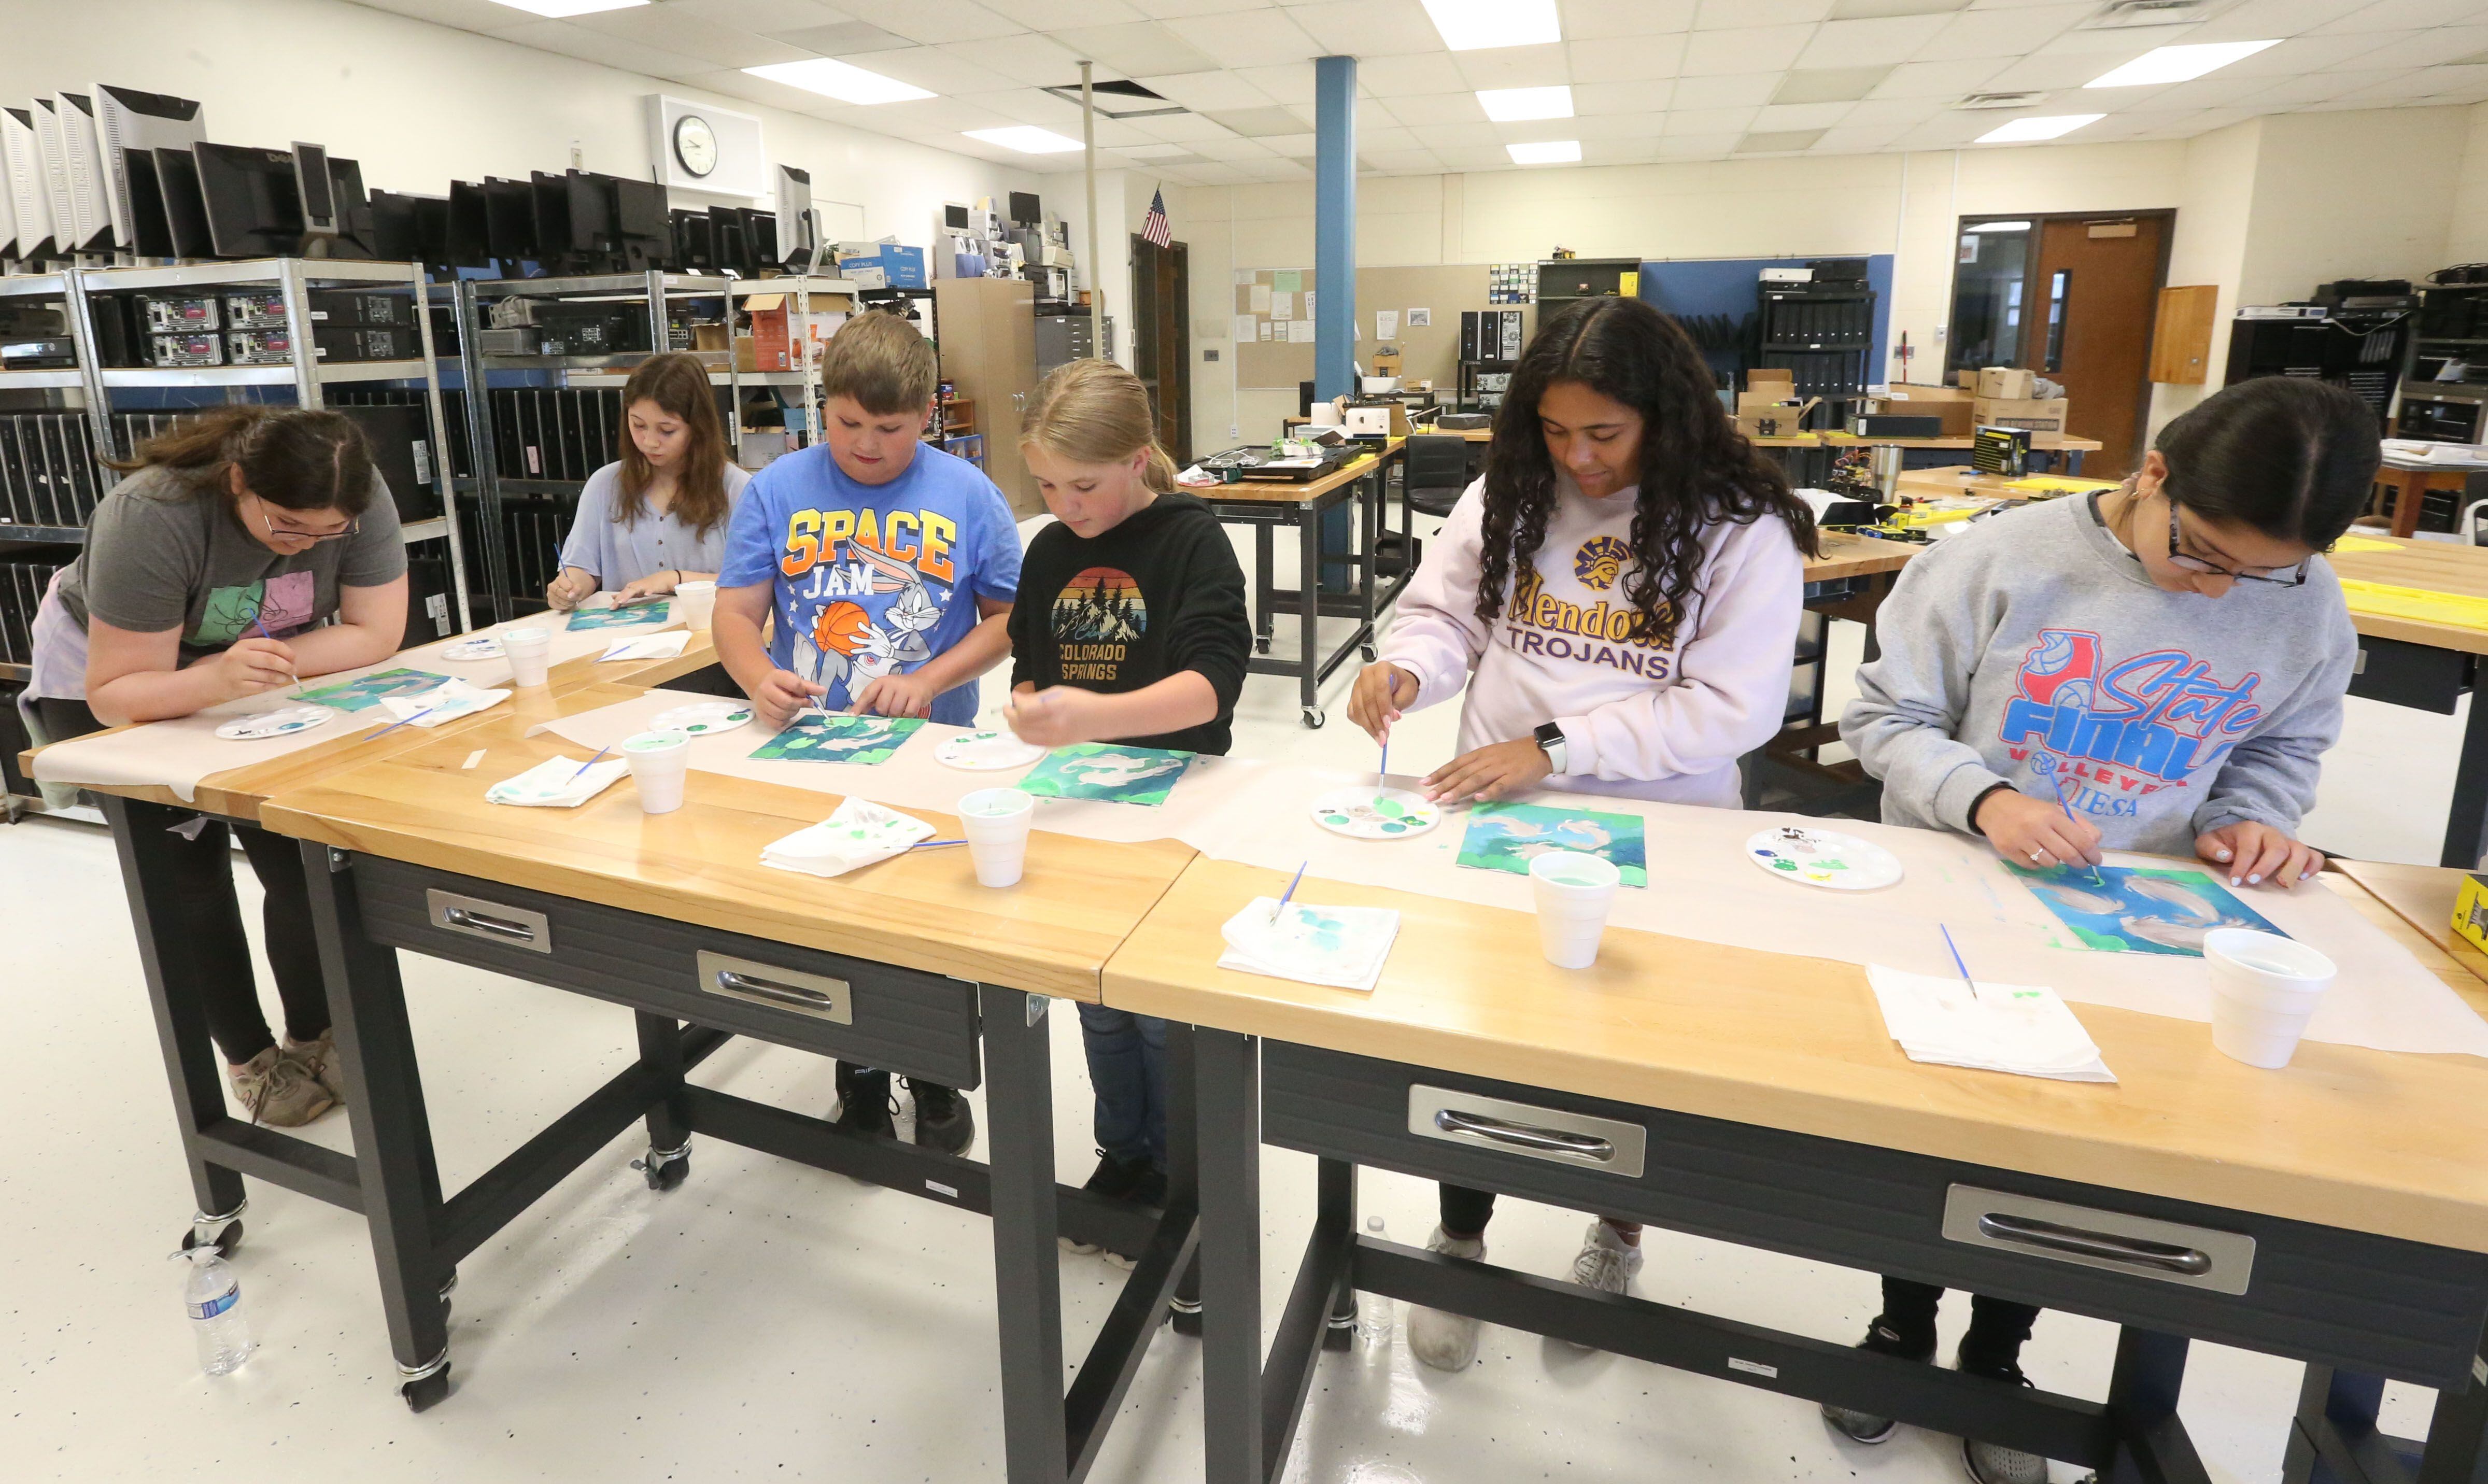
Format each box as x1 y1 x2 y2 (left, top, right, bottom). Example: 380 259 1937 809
0 275 97 705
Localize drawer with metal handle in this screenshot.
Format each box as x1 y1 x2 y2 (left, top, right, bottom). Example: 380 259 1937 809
357 858 981 1087
1260 1041 2488 1387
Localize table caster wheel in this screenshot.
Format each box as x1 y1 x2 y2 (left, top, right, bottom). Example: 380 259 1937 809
1255 637 1270 654
1323 1313 1356 1351
1168 1301 1203 1337
183 1209 245 1257
1361 644 1377 662
632 1142 691 1191
1302 707 1325 729
399 1362 451 1413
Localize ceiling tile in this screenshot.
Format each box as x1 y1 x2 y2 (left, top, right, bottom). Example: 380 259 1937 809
1811 120 1912 152
1871 55 2010 95
1362 147 1449 172
1205 104 1317 135
1134 69 1277 109
1356 96 1398 127
1663 104 1763 132
1053 19 1224 75
2240 65 2403 101
347 0 549 31
2337 61 2488 101
674 66 851 114
1773 64 1895 101
665 0 857 30
1563 110 1670 139
978 86 1097 125
1359 123 1424 149
980 0 1147 24
1911 2 2089 61
1566 34 1690 84
1119 110 1243 141
1382 91 1490 124
2206 30 2402 78
2313 0 2488 29
1738 126 1830 150
1162 8 1322 66
1260 131 1319 153
2184 0 2355 43
861 95 1026 132
1650 132 1741 157
1418 120 1511 149
1695 0 1834 25
829 0 1029 45
483 19 692 78
1559 0 1699 39
1795 13 1955 65
568 3 803 67
934 35 1091 88
1355 51 1471 96
1451 43 1575 90
853 45 1025 94
1840 95 1941 125
1236 61 1319 102
1286 0 1446 55
1575 78 1679 111
1752 100 1858 129
1981 51 2128 89
1188 134 1281 159
771 21 922 54
1432 144 1520 170
1670 73 1784 108
1681 23 1817 74
1129 0 1277 17
2352 26 2488 69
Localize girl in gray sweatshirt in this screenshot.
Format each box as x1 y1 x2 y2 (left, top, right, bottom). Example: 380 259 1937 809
1826 376 2380 1484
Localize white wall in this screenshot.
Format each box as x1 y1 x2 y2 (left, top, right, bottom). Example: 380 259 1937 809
2453 102 2488 265
1 0 1040 255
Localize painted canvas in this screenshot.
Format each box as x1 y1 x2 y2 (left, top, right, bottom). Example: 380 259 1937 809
748 713 925 765
1455 801 1648 887
2006 863 2286 956
295 668 451 713
566 599 673 631
1016 743 1194 805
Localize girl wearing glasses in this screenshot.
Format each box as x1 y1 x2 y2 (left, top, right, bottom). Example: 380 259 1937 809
1828 375 2377 1484
543 351 747 612
26 405 407 1128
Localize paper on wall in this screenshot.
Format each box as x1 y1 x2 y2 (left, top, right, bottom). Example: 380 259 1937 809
1407 307 1431 327
1304 291 1316 319
1234 268 1254 285
1274 269 1303 292
1250 284 1271 312
1288 320 1315 343
1235 315 1257 343
1260 321 1273 341
1271 290 1293 318
1376 310 1398 339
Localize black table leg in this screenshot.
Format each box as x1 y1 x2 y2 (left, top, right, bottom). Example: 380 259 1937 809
1298 504 1323 725
2105 1328 2209 1484
2414 1332 2488 1484
1254 522 1275 651
631 1012 692 1190
2441 669 2488 868
982 986 1068 1484
299 843 455 1410
1198 1028 1264 1484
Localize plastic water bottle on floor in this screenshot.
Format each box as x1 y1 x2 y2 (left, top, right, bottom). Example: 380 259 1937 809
175 1247 255 1375
1357 1216 1392 1345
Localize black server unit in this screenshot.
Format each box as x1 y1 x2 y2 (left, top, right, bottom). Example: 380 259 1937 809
330 402 442 523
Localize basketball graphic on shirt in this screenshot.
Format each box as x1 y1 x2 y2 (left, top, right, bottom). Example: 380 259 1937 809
812 599 873 655
1573 535 1630 592
1054 568 1147 642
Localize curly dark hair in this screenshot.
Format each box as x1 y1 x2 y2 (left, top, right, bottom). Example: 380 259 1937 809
1473 297 1820 650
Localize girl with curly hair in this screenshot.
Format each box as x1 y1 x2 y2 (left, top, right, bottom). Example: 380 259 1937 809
1347 293 1820 1372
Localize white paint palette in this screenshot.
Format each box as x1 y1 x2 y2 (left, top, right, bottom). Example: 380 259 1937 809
436 637 504 661
1745 825 1904 891
646 702 753 737
936 730 1046 771
214 706 337 742
1310 786 1440 840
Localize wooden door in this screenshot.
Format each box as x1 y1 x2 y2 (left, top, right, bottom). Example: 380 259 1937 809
1131 235 1192 464
2022 216 2167 479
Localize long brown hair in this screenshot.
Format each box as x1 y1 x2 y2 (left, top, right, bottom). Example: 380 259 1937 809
615 351 732 540
105 404 377 515
1020 359 1178 491
1476 298 1819 651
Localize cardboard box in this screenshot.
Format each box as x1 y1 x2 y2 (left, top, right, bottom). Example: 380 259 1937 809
1736 393 1820 439
1748 369 1796 398
742 293 792 372
1956 369 1977 390
1973 395 2070 434
1977 366 2036 400
1873 385 1975 437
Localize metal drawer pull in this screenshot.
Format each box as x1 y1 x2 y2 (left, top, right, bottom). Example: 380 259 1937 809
695 951 852 1025
1433 1109 1616 1162
713 971 834 1011
1975 1213 2212 1276
425 889 552 954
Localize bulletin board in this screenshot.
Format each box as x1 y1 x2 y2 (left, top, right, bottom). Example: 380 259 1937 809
1234 266 1320 388
1231 262 1528 394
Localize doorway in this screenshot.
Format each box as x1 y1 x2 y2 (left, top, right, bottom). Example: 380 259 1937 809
1130 235 1193 465
1948 211 2171 479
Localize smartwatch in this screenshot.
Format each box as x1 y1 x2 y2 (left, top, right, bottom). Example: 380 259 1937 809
1533 721 1567 775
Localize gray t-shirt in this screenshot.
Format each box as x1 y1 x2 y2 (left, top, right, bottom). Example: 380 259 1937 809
557 460 748 591
31 463 405 698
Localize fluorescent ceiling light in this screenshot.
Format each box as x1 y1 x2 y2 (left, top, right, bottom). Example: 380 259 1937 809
2085 39 2280 87
1478 86 1573 122
1964 220 2032 232
743 58 934 105
486 0 647 16
1976 113 2104 143
1423 0 1560 52
965 125 1086 154
1506 139 1581 165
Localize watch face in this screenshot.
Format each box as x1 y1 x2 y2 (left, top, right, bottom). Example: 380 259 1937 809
673 114 718 178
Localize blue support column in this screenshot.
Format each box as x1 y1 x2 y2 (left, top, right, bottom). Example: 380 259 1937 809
1314 53 1356 590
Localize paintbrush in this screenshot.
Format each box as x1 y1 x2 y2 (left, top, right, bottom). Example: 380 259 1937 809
909 838 968 850
569 742 612 782
2042 771 2107 885
1940 923 1975 995
1269 858 1308 924
249 612 302 696
365 704 441 740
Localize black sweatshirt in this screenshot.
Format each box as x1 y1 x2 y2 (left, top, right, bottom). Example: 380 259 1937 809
1008 490 1251 755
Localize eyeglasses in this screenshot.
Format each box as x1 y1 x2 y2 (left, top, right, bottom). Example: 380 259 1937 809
252 501 359 546
2160 500 2308 587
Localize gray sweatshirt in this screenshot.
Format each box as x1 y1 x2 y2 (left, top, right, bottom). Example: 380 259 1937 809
1840 493 2356 854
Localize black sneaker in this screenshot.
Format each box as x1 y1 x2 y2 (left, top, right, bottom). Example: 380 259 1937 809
832 1064 894 1139
1822 1323 1935 1445
1957 1361 2047 1484
903 1078 975 1156
1061 1151 1150 1256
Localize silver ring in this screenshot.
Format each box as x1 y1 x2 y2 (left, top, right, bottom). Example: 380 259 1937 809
2029 850 2046 863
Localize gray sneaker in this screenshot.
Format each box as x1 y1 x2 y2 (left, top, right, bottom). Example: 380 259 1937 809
1406 1227 1488 1372
229 1045 336 1127
284 1031 346 1102
1960 1366 2049 1484
1822 1328 1929 1444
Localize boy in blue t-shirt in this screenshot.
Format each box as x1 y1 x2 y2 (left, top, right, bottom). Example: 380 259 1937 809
717 311 1020 731
714 310 1020 1155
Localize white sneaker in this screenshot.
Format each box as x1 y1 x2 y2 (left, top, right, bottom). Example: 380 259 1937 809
1562 1221 1645 1349
1406 1226 1487 1372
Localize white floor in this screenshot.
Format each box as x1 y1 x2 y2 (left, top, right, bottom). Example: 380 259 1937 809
0 515 2452 1482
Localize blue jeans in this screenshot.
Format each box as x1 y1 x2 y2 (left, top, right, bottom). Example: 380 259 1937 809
1076 1005 1167 1171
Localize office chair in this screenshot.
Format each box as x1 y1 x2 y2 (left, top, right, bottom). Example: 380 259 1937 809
2464 472 2488 545
1380 434 1475 577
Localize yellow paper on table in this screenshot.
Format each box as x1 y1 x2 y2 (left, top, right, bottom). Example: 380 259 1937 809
2003 474 2118 495
2330 535 2400 553
2338 578 2488 631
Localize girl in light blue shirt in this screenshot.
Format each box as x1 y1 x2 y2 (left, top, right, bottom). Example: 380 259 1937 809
548 351 750 609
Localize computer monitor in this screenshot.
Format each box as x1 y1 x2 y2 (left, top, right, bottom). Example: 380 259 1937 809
1 108 52 261
563 170 615 270
444 179 488 269
54 94 118 253
32 100 87 255
92 85 203 256
529 171 571 270
151 145 211 259
709 204 748 278
193 142 303 258
326 156 372 258
0 155 14 261
291 142 335 235
366 189 423 263
117 148 173 258
773 164 815 271
1008 190 1039 227
482 176 535 264
942 201 969 232
611 176 669 271
743 209 776 272
412 194 450 269
671 208 712 272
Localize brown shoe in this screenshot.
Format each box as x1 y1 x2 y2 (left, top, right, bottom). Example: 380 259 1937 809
228 1046 336 1127
285 1031 347 1102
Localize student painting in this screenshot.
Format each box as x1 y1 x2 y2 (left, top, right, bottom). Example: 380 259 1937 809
25 406 408 1127
1346 295 1821 1369
1006 358 1250 1250
1831 375 2378 1484
714 310 1019 1155
544 350 750 611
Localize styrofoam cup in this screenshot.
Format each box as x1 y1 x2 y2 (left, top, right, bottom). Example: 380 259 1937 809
623 729 689 814
959 787 1035 888
675 580 716 628
1530 850 1620 969
2203 928 2335 1069
503 626 552 687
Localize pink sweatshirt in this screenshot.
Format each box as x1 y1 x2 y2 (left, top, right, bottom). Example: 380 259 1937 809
1380 473 1803 807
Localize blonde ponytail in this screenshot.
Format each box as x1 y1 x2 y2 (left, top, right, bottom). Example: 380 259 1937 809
1021 358 1177 493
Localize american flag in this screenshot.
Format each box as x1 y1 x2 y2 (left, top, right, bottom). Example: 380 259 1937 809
1140 188 1173 248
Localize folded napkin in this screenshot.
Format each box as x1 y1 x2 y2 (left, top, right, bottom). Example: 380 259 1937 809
761 798 935 878
486 754 630 808
599 630 693 662
381 677 511 728
1865 965 2115 1083
1218 897 1401 993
